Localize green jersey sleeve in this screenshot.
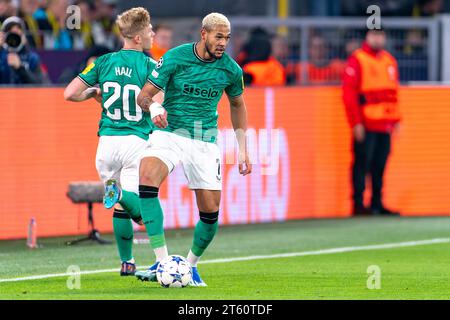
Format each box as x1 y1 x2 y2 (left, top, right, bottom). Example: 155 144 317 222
148 57 157 77
225 68 244 97
147 53 177 90
77 56 102 87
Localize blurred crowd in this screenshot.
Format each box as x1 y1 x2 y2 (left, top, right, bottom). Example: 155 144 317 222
0 0 442 85
0 0 121 50
0 0 175 84
235 27 347 86
308 0 447 16
235 26 428 86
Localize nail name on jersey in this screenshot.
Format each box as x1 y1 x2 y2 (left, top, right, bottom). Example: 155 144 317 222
115 67 132 78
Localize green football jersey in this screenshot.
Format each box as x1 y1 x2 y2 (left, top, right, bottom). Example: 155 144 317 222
78 49 156 140
148 42 244 143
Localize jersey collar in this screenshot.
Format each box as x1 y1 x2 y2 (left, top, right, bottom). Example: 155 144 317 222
121 48 143 53
193 42 216 63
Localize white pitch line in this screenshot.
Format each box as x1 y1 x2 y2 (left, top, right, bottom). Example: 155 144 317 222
0 268 119 283
200 238 450 264
1 238 449 283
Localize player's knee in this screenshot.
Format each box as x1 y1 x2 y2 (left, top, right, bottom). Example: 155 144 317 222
139 157 166 186
199 200 220 214
139 160 157 185
139 174 152 187
113 203 124 210
199 211 219 224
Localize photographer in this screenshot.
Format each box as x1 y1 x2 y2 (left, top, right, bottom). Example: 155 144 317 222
0 16 43 84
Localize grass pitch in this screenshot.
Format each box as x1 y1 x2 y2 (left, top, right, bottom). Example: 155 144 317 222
1 217 450 300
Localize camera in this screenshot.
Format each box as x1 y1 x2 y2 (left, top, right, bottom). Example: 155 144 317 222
3 32 24 52
1 16 26 52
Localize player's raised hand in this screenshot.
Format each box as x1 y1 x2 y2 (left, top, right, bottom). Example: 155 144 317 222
152 110 168 128
238 151 252 176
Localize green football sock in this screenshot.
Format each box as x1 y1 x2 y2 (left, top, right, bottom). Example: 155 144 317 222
119 190 141 220
113 209 134 262
191 211 219 257
139 185 166 249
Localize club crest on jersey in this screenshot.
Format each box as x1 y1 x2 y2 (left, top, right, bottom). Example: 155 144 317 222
156 57 163 69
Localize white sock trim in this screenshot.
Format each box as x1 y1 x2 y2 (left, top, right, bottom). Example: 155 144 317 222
154 246 168 262
187 250 201 267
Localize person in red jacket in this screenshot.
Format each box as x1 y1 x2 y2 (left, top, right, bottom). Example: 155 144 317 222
342 28 401 216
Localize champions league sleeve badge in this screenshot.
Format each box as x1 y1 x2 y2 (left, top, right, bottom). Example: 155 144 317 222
156 57 164 69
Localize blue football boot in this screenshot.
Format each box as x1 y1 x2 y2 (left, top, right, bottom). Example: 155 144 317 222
103 179 121 209
135 261 159 282
189 267 207 287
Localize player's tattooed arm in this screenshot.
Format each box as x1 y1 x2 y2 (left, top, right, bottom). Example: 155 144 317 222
140 96 153 112
228 94 252 176
138 82 168 128
137 82 161 112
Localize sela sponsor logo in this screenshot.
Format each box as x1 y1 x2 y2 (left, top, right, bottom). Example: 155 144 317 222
182 83 220 98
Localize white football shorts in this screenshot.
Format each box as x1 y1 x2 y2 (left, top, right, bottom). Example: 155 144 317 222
141 130 222 190
95 135 148 194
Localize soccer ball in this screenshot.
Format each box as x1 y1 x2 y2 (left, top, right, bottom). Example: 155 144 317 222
156 255 192 288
